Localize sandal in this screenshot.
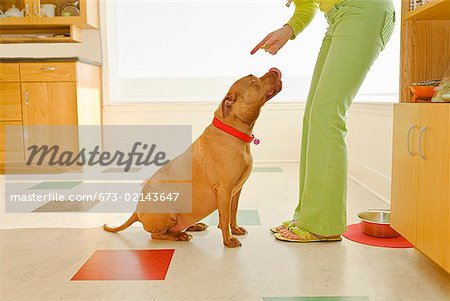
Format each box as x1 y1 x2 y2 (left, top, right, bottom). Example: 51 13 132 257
270 220 297 234
274 226 342 243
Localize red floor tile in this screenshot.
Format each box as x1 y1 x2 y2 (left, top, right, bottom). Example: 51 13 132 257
71 249 175 281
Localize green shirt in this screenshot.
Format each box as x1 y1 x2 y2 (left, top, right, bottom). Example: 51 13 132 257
287 0 343 38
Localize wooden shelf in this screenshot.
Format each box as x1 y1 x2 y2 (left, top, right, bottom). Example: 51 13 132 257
0 0 98 43
400 0 450 103
403 0 450 20
0 36 75 43
400 100 447 104
0 24 81 43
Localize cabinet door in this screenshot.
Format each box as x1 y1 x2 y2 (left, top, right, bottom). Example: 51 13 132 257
391 104 421 244
21 82 79 163
416 104 450 272
0 0 34 25
0 83 22 121
31 0 90 27
0 122 24 164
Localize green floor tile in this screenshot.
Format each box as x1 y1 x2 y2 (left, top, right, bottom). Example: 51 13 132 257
204 209 261 226
263 297 369 301
33 199 100 212
29 181 82 190
252 167 283 173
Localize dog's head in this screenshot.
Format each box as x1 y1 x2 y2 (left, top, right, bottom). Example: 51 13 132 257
216 68 282 125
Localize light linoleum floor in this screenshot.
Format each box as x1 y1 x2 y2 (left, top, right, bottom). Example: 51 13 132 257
1 163 449 301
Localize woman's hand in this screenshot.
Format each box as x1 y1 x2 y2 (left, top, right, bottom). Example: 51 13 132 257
251 25 294 55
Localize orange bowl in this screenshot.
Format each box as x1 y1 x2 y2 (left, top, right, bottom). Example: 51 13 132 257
410 86 437 103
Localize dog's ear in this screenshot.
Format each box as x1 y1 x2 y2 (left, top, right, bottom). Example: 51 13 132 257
221 93 236 118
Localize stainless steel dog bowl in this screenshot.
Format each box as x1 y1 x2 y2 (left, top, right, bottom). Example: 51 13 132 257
358 210 400 238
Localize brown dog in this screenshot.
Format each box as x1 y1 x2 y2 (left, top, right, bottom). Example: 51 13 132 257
104 68 283 248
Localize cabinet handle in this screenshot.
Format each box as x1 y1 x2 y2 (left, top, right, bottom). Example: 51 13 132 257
406 124 416 156
25 91 29 106
418 126 428 160
41 67 56 71
25 3 30 16
34 2 39 16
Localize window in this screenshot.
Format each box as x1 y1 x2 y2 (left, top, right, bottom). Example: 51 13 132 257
103 0 401 103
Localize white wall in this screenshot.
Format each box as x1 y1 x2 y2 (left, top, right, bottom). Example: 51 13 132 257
103 102 394 203
347 103 393 203
103 102 304 162
0 29 101 62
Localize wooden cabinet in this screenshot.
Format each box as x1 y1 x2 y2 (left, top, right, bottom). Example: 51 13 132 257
0 59 102 173
399 0 450 103
416 105 450 272
0 122 24 163
391 104 421 244
0 63 20 81
0 63 24 167
391 104 450 273
0 0 98 27
0 0 99 43
20 62 77 82
0 0 33 25
21 82 78 125
31 0 99 28
0 82 22 121
392 0 450 274
21 81 79 160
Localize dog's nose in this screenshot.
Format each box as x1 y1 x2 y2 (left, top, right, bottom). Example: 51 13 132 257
269 68 282 80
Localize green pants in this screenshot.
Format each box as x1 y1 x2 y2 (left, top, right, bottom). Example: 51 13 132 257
293 0 395 236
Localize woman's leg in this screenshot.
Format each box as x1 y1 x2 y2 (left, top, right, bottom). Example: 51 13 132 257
274 33 332 232
293 33 332 220
282 0 395 238
274 32 333 232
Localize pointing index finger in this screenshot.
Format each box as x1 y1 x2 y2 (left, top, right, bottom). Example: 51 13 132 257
251 35 270 55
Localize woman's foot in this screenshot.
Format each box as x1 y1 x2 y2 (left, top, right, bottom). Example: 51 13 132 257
271 220 299 233
276 226 341 242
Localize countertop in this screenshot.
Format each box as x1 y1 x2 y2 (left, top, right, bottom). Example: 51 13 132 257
0 57 101 67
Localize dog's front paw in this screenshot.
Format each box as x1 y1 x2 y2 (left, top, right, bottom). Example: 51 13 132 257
231 226 248 236
223 237 242 248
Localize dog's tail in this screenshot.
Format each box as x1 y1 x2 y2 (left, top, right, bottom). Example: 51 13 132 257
103 212 139 233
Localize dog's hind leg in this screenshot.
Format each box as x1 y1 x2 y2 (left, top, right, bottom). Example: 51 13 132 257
186 223 209 232
151 231 193 241
141 213 193 242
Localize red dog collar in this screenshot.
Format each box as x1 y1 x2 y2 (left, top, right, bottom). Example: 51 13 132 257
212 117 260 145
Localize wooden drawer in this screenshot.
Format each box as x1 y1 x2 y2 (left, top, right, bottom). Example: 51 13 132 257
0 63 20 82
0 83 22 121
0 122 24 163
20 62 77 82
